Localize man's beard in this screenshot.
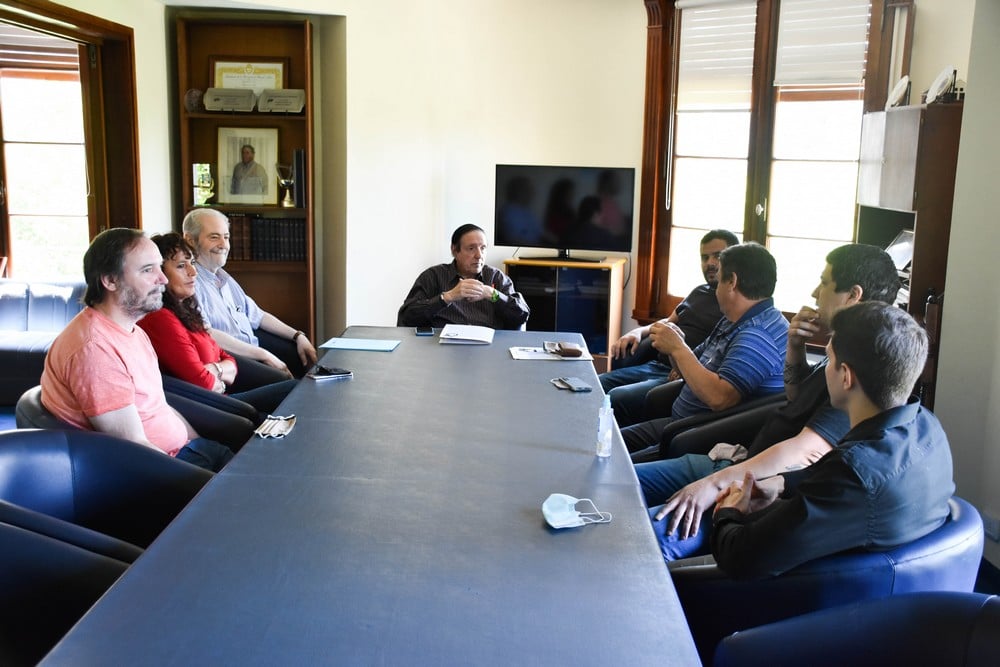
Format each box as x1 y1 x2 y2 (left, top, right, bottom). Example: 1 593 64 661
200 248 228 271
120 284 163 319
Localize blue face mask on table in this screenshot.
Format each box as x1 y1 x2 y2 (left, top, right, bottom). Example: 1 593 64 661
542 493 612 529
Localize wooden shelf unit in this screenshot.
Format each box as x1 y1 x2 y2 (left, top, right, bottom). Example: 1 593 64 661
504 257 625 373
856 102 963 317
173 12 315 339
856 102 963 410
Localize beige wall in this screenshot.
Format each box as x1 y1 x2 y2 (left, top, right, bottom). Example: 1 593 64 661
909 0 974 97
936 0 1000 565
315 1 647 335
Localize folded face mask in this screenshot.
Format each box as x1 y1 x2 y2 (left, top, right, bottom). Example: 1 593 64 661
542 493 613 529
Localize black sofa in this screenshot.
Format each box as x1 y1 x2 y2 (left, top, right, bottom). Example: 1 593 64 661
0 280 86 405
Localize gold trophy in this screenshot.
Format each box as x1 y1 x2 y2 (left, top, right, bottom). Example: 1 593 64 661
276 163 295 208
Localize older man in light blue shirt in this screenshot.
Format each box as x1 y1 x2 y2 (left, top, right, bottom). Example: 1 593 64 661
183 208 317 377
193 262 264 345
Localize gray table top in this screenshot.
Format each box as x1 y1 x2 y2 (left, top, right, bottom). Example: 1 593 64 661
43 327 699 666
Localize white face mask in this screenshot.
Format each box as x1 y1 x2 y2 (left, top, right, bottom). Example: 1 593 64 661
542 493 613 529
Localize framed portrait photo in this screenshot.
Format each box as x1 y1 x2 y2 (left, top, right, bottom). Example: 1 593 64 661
217 127 279 205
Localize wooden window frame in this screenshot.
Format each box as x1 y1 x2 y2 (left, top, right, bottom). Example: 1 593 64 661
0 0 141 262
635 0 895 324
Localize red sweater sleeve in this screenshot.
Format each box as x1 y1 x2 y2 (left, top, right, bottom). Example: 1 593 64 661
138 308 221 390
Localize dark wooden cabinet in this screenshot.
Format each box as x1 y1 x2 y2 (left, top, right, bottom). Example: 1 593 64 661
857 103 963 316
504 258 624 372
173 12 315 338
856 102 962 409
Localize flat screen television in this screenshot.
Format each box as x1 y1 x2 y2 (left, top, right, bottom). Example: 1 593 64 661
494 164 635 258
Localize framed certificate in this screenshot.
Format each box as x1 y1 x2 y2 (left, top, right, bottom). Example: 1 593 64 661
210 57 287 95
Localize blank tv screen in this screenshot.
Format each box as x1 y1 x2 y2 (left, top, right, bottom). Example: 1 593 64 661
494 164 635 254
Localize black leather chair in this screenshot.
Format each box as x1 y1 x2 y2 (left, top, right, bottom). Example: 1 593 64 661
0 428 212 552
670 497 984 663
17 383 257 452
0 496 142 563
640 377 685 418
916 291 943 409
0 520 129 667
161 375 259 450
713 591 1000 667
14 385 72 430
629 380 786 463
657 397 784 460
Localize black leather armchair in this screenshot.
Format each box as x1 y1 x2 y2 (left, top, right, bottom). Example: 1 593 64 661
0 428 212 552
14 385 72 430
17 383 257 452
0 279 86 404
713 591 1000 667
660 398 784 460
0 497 142 564
641 377 685 418
0 521 128 667
629 382 785 463
670 497 984 663
161 375 259 450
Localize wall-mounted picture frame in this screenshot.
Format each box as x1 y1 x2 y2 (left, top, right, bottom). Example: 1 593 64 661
210 56 287 95
217 127 279 205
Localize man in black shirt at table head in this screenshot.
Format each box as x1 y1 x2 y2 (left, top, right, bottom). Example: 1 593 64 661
397 224 530 330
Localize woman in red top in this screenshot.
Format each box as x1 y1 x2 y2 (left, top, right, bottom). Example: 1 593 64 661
140 233 296 420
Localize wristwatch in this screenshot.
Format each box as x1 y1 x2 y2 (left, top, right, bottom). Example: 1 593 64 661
292 330 304 343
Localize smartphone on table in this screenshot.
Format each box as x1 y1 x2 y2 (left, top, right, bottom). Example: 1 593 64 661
307 365 353 381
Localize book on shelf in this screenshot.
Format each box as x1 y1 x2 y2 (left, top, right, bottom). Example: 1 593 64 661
246 216 306 261
293 148 307 209
227 213 252 261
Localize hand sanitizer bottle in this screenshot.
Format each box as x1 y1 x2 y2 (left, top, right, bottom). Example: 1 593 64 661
596 394 614 458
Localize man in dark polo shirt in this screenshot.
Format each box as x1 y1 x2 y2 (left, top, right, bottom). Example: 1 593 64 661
599 229 739 421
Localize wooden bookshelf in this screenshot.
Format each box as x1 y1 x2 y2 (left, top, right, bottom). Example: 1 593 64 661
173 11 315 338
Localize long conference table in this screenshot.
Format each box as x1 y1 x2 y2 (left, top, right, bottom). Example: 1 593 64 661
43 327 700 665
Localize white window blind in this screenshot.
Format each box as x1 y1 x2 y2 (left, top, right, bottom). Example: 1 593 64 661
676 0 757 110
774 0 871 86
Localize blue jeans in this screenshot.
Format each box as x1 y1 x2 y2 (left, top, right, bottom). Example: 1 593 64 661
635 453 734 561
598 361 672 427
176 438 234 472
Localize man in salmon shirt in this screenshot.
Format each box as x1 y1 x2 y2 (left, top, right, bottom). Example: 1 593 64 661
41 227 233 472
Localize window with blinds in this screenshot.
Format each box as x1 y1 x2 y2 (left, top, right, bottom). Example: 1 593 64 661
665 0 872 312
